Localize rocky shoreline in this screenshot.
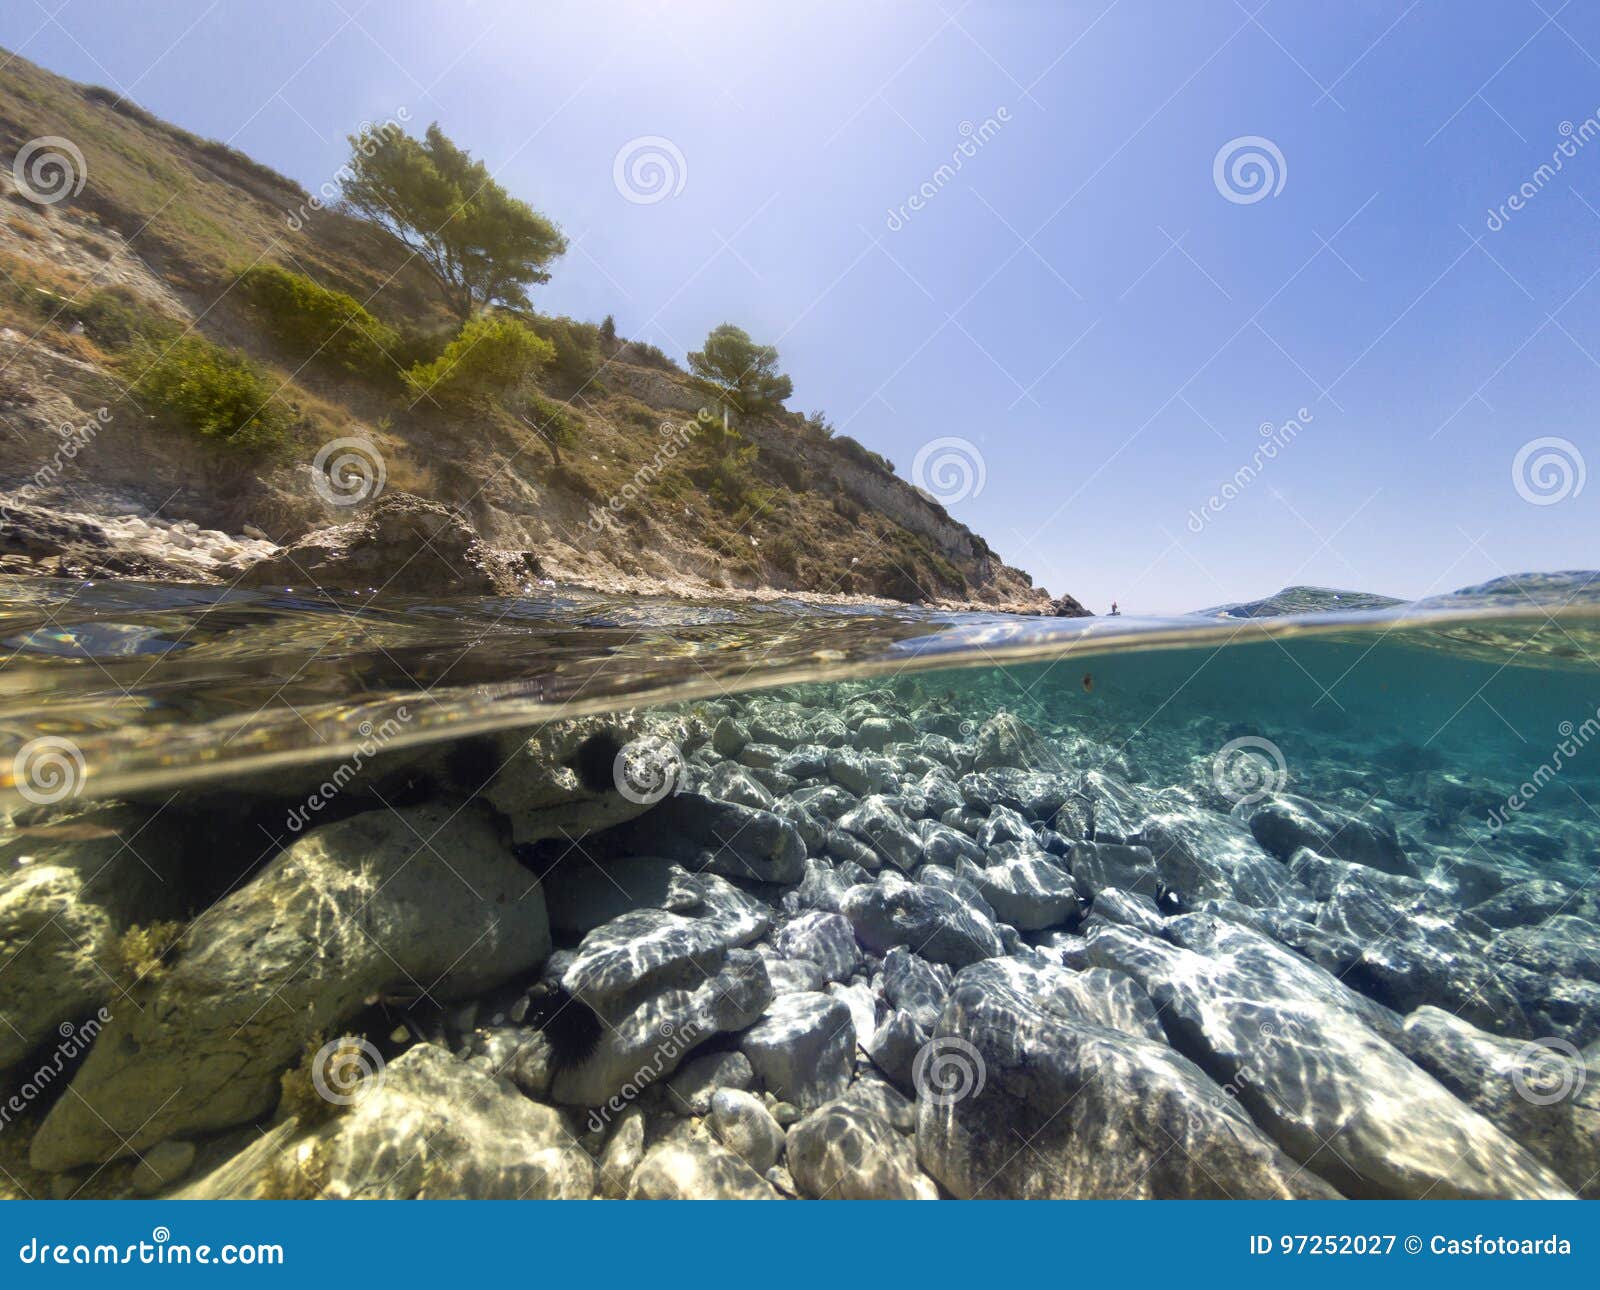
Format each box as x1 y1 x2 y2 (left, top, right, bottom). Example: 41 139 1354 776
2 683 1596 1200
0 490 1086 616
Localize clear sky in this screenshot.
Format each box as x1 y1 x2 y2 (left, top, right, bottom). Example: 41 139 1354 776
3 1 1595 613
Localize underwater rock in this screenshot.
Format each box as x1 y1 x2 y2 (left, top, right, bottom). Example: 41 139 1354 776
774 911 861 983
664 1049 756 1118
549 909 772 1106
1305 864 1530 1033
787 1100 938 1199
881 945 951 1032
628 1135 780 1199
130 1140 196 1196
1066 840 1161 900
1399 1006 1600 1198
1142 804 1315 915
1249 793 1416 877
1087 917 1573 1199
704 762 774 810
916 957 1330 1199
827 979 880 1049
237 492 536 597
180 1044 594 1199
708 1088 786 1173
972 713 1055 772
919 818 985 868
596 1104 646 1199
1488 915 1600 985
1082 886 1165 937
782 859 853 915
609 793 806 884
31 804 549 1172
841 871 1004 967
740 991 855 1110
1469 877 1597 929
0 803 182 1072
483 713 658 844
1077 770 1154 844
865 1008 927 1091
711 717 748 758
837 794 923 871
970 842 1079 931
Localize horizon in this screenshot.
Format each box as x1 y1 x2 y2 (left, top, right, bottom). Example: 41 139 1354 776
1 2 1594 613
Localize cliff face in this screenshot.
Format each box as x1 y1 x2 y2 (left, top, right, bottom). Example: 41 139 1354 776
0 49 1060 612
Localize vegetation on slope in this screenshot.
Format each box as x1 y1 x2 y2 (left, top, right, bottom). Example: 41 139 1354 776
0 49 1045 607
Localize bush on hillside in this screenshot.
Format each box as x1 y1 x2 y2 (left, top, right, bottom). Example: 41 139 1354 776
523 313 603 391
60 286 176 349
238 263 398 375
403 314 553 406
830 433 894 475
522 391 584 466
128 335 294 451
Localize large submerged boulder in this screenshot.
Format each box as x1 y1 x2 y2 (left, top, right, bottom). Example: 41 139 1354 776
30 804 550 1171
1086 916 1574 1199
179 1044 593 1199
0 804 182 1072
916 958 1330 1199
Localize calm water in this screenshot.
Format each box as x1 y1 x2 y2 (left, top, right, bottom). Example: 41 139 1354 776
1 570 1597 803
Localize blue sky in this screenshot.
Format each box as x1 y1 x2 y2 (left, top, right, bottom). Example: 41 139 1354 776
3 0 1595 613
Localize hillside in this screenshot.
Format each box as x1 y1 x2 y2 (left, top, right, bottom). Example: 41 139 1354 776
1196 586 1407 619
0 50 1059 612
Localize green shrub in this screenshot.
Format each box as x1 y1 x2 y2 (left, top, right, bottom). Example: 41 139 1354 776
403 314 553 406
128 335 294 450
61 286 176 350
763 532 799 574
799 410 835 443
831 433 895 475
524 313 602 391
620 340 680 373
238 263 398 374
522 392 584 465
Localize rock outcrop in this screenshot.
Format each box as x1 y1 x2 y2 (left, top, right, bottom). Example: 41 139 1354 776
237 492 536 596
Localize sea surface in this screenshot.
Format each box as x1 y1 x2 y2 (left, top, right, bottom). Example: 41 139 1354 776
1 571 1597 803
